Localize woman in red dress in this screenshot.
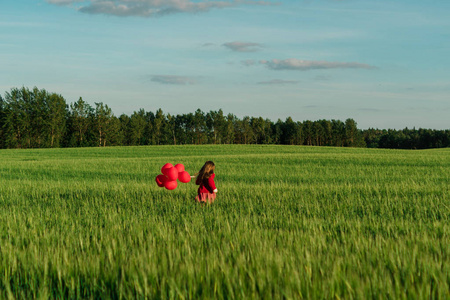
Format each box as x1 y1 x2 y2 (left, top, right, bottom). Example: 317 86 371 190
195 161 217 204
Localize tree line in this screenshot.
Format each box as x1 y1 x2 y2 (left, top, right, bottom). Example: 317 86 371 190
0 87 448 149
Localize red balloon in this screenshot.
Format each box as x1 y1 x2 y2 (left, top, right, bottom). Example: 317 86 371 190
163 167 178 181
161 163 173 174
155 174 167 187
164 180 177 190
174 163 185 173
178 171 191 183
162 166 171 176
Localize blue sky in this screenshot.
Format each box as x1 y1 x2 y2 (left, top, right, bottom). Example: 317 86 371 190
1 0 449 129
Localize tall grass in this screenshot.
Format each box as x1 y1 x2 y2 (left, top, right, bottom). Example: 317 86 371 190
0 145 449 299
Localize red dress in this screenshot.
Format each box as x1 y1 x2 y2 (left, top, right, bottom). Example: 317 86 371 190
195 173 217 204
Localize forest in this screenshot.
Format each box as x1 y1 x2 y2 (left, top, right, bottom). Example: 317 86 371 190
0 87 448 149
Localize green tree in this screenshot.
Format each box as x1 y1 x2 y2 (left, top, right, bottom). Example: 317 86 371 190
224 113 236 144
281 117 297 145
1 87 67 148
363 128 383 148
344 118 365 147
129 109 146 145
206 109 226 144
179 112 195 144
331 119 345 147
251 117 268 144
344 118 357 147
193 109 206 144
152 109 166 145
31 87 47 147
107 116 123 146
119 114 131 146
166 113 177 145
0 95 4 149
70 97 93 146
174 114 186 145
312 121 324 146
235 116 254 144
294 121 303 145
94 102 113 147
143 111 154 145
46 93 67 147
319 120 332 146
272 119 283 144
303 120 313 146
2 87 33 148
244 116 255 144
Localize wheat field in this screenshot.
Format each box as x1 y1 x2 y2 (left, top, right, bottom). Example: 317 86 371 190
0 145 448 299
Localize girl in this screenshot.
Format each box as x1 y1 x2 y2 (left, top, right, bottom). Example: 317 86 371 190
195 161 217 204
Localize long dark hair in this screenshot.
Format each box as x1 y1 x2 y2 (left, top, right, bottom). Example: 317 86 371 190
195 161 215 185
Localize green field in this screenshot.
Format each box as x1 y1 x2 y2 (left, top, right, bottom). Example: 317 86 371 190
0 145 449 299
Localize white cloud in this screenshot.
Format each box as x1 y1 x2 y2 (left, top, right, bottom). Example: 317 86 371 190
223 42 263 52
151 75 196 85
260 58 375 70
47 0 277 17
241 58 375 71
46 0 84 6
314 75 332 81
257 79 299 85
241 59 257 66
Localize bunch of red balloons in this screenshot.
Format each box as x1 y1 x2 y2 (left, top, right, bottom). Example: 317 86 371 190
155 163 191 190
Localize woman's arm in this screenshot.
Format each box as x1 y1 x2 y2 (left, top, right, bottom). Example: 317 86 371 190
208 175 217 193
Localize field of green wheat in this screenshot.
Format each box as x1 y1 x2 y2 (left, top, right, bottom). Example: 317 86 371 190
0 145 449 299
